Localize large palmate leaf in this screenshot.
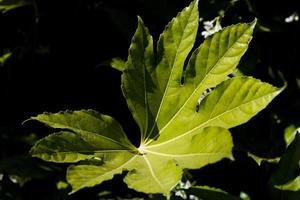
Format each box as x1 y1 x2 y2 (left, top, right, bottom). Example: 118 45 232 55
29 0 283 197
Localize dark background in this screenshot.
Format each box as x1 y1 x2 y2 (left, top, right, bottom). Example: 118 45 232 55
0 0 299 199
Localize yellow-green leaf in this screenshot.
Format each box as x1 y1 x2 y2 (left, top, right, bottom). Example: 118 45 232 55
29 0 283 197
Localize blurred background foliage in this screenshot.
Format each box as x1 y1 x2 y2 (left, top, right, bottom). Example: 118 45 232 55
0 0 299 199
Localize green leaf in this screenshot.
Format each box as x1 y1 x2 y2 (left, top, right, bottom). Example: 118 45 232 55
30 131 106 163
29 110 135 150
275 175 300 192
110 57 126 71
0 51 12 65
185 186 241 200
67 152 136 193
270 133 300 188
124 154 182 196
0 0 31 13
150 76 283 145
147 19 257 143
247 152 280 166
30 0 283 197
143 127 233 169
122 0 199 141
56 181 69 190
269 133 300 199
0 156 57 186
284 125 299 147
248 124 297 166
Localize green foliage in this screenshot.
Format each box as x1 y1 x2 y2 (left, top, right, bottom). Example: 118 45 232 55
284 125 299 147
247 152 280 166
269 133 300 198
110 57 126 72
246 126 300 199
0 0 31 13
185 186 240 200
29 0 283 197
275 176 300 192
0 51 11 66
0 156 60 186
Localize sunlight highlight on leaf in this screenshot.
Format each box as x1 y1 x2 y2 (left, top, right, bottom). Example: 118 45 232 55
29 0 283 196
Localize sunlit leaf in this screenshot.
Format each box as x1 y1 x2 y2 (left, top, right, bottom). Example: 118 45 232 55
110 57 126 71
31 131 108 163
284 125 299 147
29 110 135 151
248 152 280 166
275 175 300 192
67 152 136 193
56 181 69 190
30 0 283 196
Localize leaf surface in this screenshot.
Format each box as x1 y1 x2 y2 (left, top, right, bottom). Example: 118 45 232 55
110 57 126 71
247 152 280 166
29 0 283 196
30 109 135 150
150 76 283 145
275 176 300 192
67 152 136 193
124 154 182 196
284 125 300 147
144 127 233 169
31 131 104 163
122 0 199 141
152 20 257 142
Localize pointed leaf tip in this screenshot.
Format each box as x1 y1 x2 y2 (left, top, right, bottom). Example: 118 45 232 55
252 18 257 25
136 16 147 31
191 0 199 6
137 15 143 24
250 18 257 29
110 57 126 71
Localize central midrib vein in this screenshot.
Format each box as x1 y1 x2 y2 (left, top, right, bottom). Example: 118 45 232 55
145 4 196 143
150 24 253 139
146 89 280 149
143 149 229 158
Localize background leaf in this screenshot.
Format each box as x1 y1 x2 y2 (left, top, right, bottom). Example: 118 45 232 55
185 185 240 200
269 133 300 199
275 176 300 192
110 57 126 72
0 0 31 13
